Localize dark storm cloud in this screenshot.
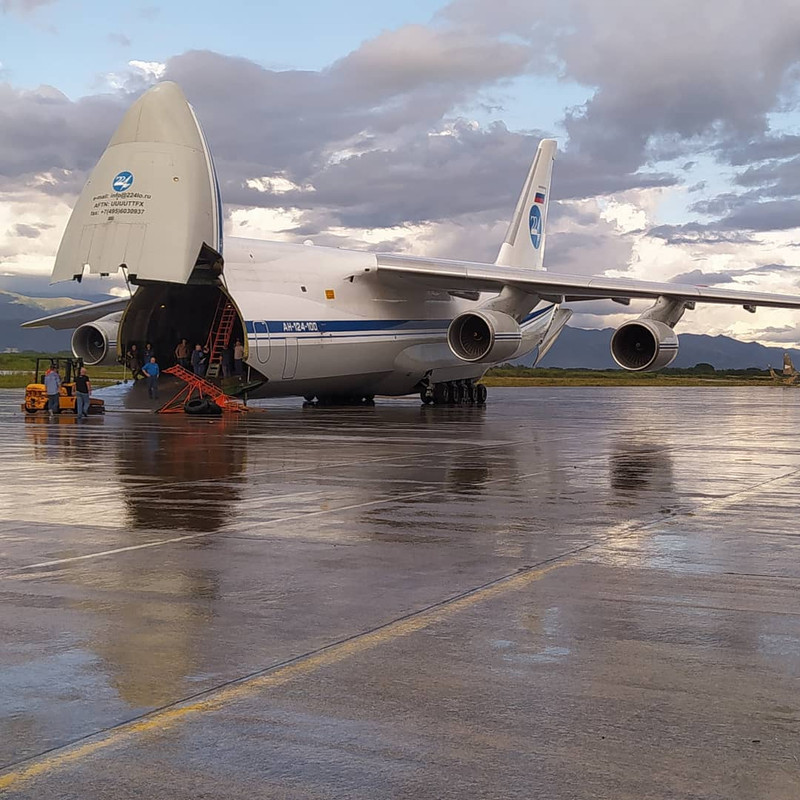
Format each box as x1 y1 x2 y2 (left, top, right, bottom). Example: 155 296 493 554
162 39 542 229
0 28 537 226
648 222 755 246
4 0 800 248
165 46 678 232
727 134 800 166
0 84 130 188
669 263 799 285
442 0 800 242
669 269 735 285
734 156 800 201
752 324 800 343
445 0 800 170
9 222 51 238
718 199 800 232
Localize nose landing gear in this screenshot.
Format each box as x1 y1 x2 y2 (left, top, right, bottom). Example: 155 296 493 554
421 380 487 406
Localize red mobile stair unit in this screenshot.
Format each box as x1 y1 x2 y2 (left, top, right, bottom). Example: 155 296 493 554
157 365 249 414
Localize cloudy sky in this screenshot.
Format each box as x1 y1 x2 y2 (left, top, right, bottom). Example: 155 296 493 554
3 0 800 342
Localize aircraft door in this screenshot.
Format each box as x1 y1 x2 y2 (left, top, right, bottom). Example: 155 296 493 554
254 321 270 364
283 337 298 379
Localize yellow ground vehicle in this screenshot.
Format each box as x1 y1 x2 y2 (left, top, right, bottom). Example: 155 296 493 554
23 357 105 415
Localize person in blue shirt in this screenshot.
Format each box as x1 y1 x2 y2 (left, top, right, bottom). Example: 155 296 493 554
141 357 160 400
191 344 205 376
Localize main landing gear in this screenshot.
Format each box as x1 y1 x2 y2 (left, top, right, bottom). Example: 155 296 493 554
420 380 487 406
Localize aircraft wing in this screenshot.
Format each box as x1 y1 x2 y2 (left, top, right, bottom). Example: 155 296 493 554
21 297 129 330
374 254 800 310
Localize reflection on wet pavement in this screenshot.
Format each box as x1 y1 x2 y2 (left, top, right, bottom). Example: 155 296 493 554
1 386 799 799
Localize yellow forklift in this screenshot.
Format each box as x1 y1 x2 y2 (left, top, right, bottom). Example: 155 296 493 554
22 357 105 415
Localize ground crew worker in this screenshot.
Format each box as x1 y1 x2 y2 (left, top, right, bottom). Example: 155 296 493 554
141 356 160 400
74 366 92 419
44 365 61 417
222 345 233 378
126 343 142 379
175 338 189 368
191 344 205 376
234 339 244 379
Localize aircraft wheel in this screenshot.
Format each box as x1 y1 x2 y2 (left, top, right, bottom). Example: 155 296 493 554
420 390 433 405
184 398 218 415
476 384 488 404
303 394 316 402
465 383 476 404
432 383 448 404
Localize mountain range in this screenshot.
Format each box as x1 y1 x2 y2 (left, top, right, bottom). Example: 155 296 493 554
531 325 800 370
2 291 798 369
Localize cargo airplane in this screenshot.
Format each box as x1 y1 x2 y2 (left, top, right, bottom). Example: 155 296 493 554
23 82 800 404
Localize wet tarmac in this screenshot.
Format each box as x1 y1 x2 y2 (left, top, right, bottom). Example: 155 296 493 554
1 386 799 799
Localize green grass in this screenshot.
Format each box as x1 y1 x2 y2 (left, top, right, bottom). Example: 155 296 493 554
483 365 779 387
0 353 129 388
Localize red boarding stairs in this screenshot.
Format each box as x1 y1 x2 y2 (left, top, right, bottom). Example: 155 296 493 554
205 299 238 378
157 364 249 414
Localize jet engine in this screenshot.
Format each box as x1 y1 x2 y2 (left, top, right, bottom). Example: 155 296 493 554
610 319 679 371
71 312 122 366
447 310 522 363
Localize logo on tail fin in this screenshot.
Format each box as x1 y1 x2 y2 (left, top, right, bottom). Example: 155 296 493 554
529 204 542 249
112 171 134 192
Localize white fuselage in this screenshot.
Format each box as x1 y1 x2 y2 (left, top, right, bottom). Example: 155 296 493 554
221 238 558 398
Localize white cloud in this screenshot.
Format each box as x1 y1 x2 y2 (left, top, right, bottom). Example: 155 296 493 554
128 60 166 81
245 176 313 195
0 189 71 276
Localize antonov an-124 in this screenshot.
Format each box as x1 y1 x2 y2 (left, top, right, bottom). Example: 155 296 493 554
23 82 800 405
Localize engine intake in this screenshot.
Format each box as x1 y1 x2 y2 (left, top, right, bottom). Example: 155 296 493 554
447 310 522 363
610 319 679 371
71 313 121 366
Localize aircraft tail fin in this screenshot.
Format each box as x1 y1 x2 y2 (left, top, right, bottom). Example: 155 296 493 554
495 139 557 270
50 81 222 287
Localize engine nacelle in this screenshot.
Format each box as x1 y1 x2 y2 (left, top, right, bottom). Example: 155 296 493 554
71 313 122 366
447 310 522 363
611 319 679 371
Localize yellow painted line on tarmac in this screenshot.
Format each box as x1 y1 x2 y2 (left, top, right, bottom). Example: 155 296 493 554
0 556 577 793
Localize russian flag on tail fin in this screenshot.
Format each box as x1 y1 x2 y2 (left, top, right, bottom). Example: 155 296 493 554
495 139 556 271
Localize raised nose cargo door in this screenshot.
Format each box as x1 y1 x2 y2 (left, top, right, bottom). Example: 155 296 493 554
51 81 222 285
